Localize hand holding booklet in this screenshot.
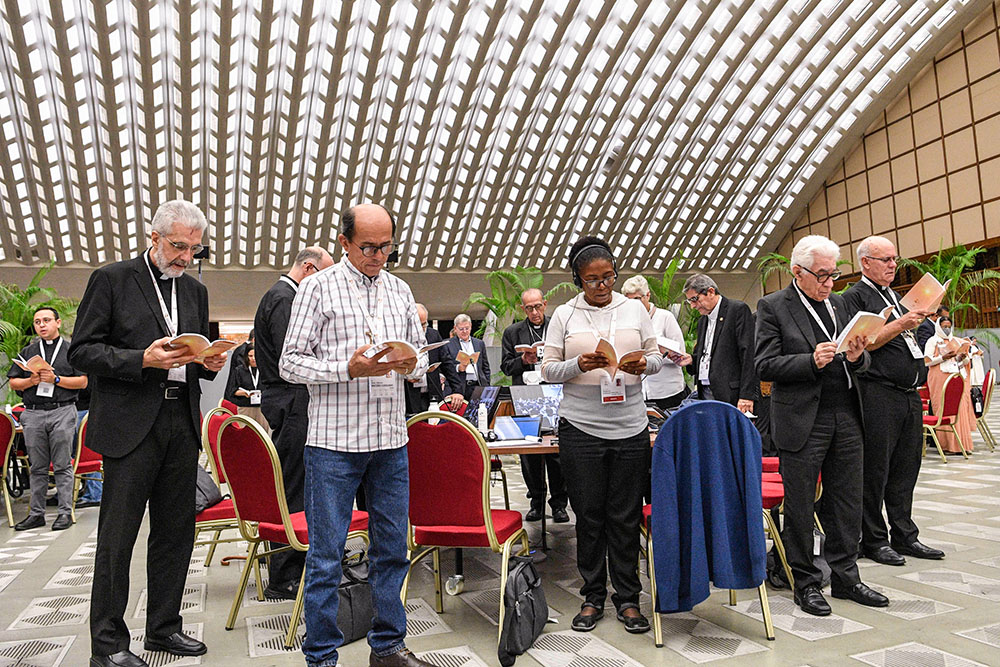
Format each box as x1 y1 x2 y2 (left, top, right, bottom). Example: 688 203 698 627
514 341 545 354
13 355 53 374
363 339 448 367
834 305 894 354
456 349 480 365
165 334 237 360
899 273 950 313
594 338 645 376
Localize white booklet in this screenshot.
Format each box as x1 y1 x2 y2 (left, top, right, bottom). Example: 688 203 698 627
595 337 644 377
363 339 448 363
899 273 950 313
834 305 894 354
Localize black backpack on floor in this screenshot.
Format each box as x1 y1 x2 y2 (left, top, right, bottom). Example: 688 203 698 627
498 555 547 666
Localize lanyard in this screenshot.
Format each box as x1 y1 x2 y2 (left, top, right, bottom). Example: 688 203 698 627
342 260 385 344
144 252 178 336
526 321 545 343
39 338 63 366
584 305 618 347
279 275 299 292
861 275 902 319
793 283 838 342
249 367 259 388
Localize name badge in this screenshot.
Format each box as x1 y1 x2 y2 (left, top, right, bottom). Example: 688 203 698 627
36 382 55 398
699 354 711 382
600 373 626 404
249 390 262 405
903 333 923 359
369 373 395 400
413 375 428 389
523 370 542 385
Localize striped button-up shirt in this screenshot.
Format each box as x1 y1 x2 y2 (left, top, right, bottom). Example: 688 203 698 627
279 258 427 452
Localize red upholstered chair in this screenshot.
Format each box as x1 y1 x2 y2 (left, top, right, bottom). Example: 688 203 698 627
976 369 996 452
923 373 968 462
192 406 242 567
218 414 368 648
436 400 510 509
761 456 780 473
70 414 102 523
918 385 931 412
220 398 239 413
1 412 15 527
403 411 529 645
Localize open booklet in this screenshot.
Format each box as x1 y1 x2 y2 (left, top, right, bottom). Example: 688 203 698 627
943 337 972 356
900 273 951 313
363 339 449 363
656 336 685 356
165 334 238 360
834 305 894 354
594 338 645 377
456 349 480 365
13 355 53 374
514 341 545 354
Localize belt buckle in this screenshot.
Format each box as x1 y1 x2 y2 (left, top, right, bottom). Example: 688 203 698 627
164 386 182 400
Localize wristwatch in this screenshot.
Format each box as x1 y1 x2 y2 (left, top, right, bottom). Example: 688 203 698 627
53 375 61 384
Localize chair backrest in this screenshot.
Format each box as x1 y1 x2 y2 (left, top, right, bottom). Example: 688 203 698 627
0 412 14 483
982 368 995 412
202 405 233 484
940 372 964 418
220 398 239 413
74 414 101 466
406 411 502 546
918 385 930 402
217 414 301 548
437 400 468 417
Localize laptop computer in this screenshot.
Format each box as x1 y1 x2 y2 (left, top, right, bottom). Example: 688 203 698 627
508 384 563 433
464 385 501 425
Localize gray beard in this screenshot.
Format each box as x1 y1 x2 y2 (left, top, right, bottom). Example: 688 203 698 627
152 245 185 278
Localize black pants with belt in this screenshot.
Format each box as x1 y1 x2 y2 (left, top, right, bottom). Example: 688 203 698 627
858 381 923 550
558 418 649 612
261 383 309 588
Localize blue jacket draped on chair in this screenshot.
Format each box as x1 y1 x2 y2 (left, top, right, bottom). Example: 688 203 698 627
650 400 766 612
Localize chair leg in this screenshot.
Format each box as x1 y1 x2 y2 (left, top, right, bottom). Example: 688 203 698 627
813 513 824 535
643 525 662 648
401 551 414 606
979 419 997 451
253 544 266 601
763 509 794 589
728 589 737 606
432 547 442 613
951 425 970 459
204 528 222 566
497 536 518 646
227 541 260 630
500 468 510 510
285 561 308 649
2 486 13 528
757 583 775 641
927 426 947 463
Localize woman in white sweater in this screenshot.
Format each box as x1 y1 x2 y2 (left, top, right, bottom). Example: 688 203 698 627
541 237 662 634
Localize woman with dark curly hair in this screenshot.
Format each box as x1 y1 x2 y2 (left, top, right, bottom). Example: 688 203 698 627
540 236 662 634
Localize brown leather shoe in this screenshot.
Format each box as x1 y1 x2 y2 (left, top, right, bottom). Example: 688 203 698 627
369 647 434 666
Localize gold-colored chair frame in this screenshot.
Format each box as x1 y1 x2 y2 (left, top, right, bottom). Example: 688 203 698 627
975 369 996 452
1 412 16 527
69 413 103 524
192 406 243 567
923 373 968 463
217 414 368 649
402 411 529 645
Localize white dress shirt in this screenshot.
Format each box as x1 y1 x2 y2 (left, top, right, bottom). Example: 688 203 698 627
699 298 722 384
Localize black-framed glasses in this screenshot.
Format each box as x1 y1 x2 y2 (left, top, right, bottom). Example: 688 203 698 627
581 274 617 290
801 266 842 283
522 304 545 312
685 291 707 305
352 241 395 257
864 255 900 265
163 237 206 254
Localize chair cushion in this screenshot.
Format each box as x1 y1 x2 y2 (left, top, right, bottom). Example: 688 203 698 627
195 498 236 523
643 503 652 528
923 415 954 425
75 461 102 475
258 510 368 545
761 481 784 510
762 472 782 484
414 509 522 548
761 457 780 473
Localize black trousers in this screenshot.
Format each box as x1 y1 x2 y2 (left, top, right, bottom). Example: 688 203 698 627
261 384 309 588
519 453 567 511
558 418 649 611
778 405 863 592
91 398 198 655
858 382 922 550
646 388 689 412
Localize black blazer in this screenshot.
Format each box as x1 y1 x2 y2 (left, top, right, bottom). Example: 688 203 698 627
500 316 550 385
754 284 869 453
441 336 490 398
690 295 758 405
68 253 216 457
404 327 446 407
915 318 936 352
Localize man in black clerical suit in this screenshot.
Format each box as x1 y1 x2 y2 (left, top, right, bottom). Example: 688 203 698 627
253 245 333 599
404 303 445 414
442 314 490 409
500 288 568 524
916 305 949 352
69 201 228 667
673 274 757 413
842 235 944 566
756 234 888 616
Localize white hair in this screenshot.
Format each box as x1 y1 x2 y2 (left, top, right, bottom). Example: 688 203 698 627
620 276 650 296
454 313 472 326
151 200 208 235
790 235 840 270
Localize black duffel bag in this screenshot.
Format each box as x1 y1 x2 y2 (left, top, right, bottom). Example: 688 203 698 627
338 555 373 644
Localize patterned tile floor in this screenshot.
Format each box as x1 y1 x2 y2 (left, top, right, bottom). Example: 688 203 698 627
2 412 1000 665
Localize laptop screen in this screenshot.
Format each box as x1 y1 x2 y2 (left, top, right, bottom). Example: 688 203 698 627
464 385 501 424
511 415 543 438
508 384 563 432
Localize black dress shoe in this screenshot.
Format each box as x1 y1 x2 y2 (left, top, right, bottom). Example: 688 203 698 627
571 605 604 631
143 631 207 656
891 540 945 560
369 647 435 666
863 545 906 566
793 585 831 616
14 515 45 531
552 507 570 523
51 514 72 531
263 580 299 600
76 499 101 508
831 582 889 607
90 650 149 667
46 496 58 507
525 508 542 522
616 608 651 633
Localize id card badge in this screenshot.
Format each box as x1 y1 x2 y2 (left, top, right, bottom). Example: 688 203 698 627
249 390 262 405
413 375 428 389
36 382 55 398
369 373 395 399
698 354 711 382
600 373 626 404
903 333 923 359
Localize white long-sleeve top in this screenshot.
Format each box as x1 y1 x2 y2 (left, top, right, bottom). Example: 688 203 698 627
644 304 686 400
279 258 427 452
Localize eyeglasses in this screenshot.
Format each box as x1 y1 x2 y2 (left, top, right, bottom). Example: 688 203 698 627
522 304 545 312
581 274 617 290
162 237 206 255
864 255 900 265
685 291 706 305
33 317 56 325
801 266 842 283
352 241 395 257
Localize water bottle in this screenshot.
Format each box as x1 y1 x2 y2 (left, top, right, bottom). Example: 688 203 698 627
478 403 488 433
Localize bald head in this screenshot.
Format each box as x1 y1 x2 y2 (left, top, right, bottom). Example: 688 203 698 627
288 245 333 282
857 235 899 287
415 303 429 329
520 288 547 325
339 203 397 277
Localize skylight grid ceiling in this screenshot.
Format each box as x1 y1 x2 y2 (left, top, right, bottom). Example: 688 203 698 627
0 0 980 272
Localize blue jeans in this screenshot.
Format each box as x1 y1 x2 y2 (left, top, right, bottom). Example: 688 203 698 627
76 410 102 503
302 446 411 667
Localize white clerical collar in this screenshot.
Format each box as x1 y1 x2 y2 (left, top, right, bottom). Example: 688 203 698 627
707 297 722 322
